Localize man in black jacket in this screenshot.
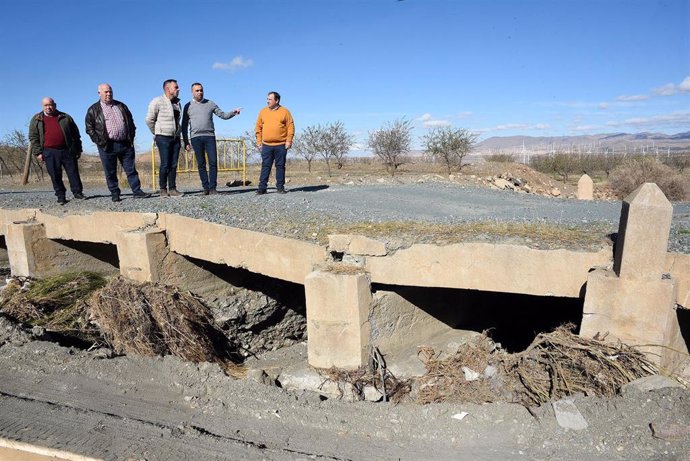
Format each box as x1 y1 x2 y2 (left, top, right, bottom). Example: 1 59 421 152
85 83 151 201
29 97 85 205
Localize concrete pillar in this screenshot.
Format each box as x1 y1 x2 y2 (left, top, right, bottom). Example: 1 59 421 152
581 183 687 372
613 183 672 281
117 230 167 283
6 222 51 277
577 174 593 200
305 270 372 369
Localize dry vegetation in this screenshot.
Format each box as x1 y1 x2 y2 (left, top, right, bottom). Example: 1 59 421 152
0 274 243 375
322 326 659 406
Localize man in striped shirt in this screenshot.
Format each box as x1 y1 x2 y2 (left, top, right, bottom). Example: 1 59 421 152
85 83 151 202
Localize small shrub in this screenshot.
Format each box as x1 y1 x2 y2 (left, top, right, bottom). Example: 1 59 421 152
661 152 690 173
486 153 515 163
609 157 689 200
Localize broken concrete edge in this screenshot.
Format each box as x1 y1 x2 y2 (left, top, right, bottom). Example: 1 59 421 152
328 233 388 256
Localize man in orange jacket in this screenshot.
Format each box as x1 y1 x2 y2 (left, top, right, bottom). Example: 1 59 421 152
254 91 295 195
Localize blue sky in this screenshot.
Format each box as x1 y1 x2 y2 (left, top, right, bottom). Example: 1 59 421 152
1 0 688 153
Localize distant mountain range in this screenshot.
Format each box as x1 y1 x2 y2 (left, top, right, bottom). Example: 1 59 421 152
476 132 690 154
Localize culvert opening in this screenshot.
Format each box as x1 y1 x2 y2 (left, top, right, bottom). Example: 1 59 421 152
172 255 308 356
53 239 120 272
373 284 584 353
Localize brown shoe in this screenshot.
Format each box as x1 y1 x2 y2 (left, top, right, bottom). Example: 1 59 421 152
160 188 169 198
209 188 218 195
168 189 184 197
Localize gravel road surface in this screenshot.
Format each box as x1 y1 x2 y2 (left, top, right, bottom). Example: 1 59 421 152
2 182 689 253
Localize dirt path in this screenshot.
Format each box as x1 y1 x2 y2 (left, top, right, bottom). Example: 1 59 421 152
0 336 688 461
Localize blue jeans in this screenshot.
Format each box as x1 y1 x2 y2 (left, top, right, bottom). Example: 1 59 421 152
43 147 83 198
155 135 180 190
190 136 218 191
97 141 142 196
258 144 287 191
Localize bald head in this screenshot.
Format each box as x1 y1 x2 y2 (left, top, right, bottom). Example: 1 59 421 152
41 97 56 116
98 83 113 104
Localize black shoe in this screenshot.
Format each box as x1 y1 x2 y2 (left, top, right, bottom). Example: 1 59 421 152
73 192 86 200
277 189 287 194
57 197 67 205
112 194 121 202
133 190 151 198
255 189 267 195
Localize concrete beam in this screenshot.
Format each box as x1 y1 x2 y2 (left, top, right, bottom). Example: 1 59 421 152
0 209 38 236
37 211 158 244
161 214 327 284
365 243 611 298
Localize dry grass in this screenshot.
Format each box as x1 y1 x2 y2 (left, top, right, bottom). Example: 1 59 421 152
0 272 106 339
316 220 614 251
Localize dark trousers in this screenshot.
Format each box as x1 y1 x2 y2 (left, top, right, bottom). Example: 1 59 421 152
155 135 180 190
258 143 287 191
97 141 142 196
190 135 218 191
43 147 83 198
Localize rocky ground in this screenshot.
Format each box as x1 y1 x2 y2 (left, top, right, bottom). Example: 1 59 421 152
1 162 689 460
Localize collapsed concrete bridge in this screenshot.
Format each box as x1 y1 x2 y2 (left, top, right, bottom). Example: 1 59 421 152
1 183 688 375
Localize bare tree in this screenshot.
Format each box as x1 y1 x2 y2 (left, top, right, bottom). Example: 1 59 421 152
367 119 412 176
422 126 477 174
296 125 321 173
241 129 261 164
322 121 353 171
1 129 44 181
298 122 353 176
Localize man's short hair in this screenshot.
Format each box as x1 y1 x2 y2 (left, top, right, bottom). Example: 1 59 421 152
191 82 203 89
268 91 281 103
163 79 177 89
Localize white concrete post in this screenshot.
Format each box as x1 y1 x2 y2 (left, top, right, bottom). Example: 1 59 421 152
305 270 372 370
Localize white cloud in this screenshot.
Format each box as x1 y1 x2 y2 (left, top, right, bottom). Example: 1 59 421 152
606 111 690 128
652 77 690 96
615 94 649 101
212 56 254 72
457 111 473 118
679 76 690 92
598 102 609 110
424 119 452 128
482 122 549 133
417 113 451 128
653 83 677 96
572 125 599 132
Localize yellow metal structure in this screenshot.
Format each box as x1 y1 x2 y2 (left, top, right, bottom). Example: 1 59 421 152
150 138 246 188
